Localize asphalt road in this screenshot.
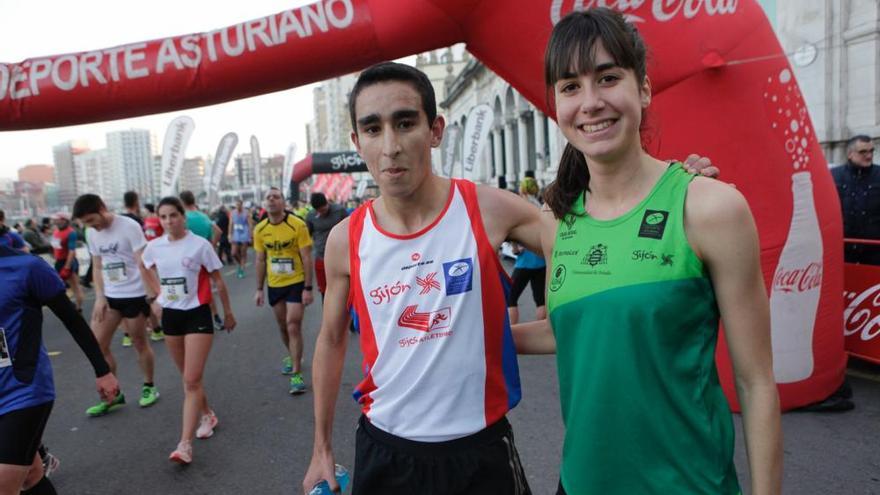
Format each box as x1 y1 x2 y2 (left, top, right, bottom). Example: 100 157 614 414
36 259 880 494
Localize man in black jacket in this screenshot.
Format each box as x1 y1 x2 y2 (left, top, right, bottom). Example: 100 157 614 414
831 135 879 265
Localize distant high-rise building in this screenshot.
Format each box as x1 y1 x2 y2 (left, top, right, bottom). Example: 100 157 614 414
53 140 89 206
73 149 123 209
107 129 156 200
180 157 207 199
308 74 357 153
17 164 54 184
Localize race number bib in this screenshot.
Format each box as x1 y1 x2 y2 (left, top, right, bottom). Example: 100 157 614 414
50 237 62 249
270 258 294 275
160 277 188 302
145 228 157 238
234 224 245 232
0 328 12 368
104 262 127 283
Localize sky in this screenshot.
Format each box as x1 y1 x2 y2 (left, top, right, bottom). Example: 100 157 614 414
0 0 326 179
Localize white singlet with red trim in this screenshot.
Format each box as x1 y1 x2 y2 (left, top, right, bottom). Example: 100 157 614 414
349 179 521 442
141 232 222 310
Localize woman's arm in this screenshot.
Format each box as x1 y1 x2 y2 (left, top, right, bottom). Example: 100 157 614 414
686 177 782 495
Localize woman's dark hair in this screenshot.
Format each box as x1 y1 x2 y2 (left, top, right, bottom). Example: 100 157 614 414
157 196 186 216
542 8 648 219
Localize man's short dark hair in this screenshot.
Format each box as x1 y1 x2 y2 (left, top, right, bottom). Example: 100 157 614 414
847 135 873 153
349 62 437 133
310 192 328 209
123 190 139 209
144 203 155 214
179 190 196 206
72 194 107 219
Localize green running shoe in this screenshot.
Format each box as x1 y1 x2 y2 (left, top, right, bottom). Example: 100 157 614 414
281 356 293 375
86 392 126 417
121 334 132 347
150 330 165 342
289 373 306 395
139 385 160 407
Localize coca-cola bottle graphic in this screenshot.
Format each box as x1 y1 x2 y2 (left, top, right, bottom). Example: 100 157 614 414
770 172 823 383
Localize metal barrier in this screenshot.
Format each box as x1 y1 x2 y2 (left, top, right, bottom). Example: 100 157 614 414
842 238 880 364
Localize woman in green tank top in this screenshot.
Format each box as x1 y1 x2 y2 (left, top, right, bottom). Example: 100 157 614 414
512 8 782 495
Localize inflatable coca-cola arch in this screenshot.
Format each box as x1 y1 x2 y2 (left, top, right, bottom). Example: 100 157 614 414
0 0 845 410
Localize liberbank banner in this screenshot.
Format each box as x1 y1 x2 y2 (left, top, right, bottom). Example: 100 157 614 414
0 0 847 412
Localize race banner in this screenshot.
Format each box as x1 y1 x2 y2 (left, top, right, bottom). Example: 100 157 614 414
283 142 297 199
461 104 492 173
441 123 461 177
160 115 195 197
250 135 262 197
843 263 880 364
207 132 238 208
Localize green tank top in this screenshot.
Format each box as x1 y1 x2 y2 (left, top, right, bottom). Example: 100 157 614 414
548 164 740 495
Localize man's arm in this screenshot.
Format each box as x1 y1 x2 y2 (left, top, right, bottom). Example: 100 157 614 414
303 219 351 493
300 246 314 306
686 178 782 495
476 186 544 253
91 255 109 322
211 223 222 247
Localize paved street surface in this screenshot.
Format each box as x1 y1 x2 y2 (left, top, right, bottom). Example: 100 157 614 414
38 260 880 494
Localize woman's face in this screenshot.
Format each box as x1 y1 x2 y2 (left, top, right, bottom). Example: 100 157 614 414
553 40 650 164
158 204 186 237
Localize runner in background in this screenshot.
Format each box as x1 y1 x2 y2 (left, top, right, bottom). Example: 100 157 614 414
72 193 160 417
507 176 547 325
141 197 236 465
305 193 348 299
50 213 84 312
229 200 252 279
253 187 314 395
142 203 165 343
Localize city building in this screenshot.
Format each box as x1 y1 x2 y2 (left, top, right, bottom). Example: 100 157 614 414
17 164 54 184
107 129 157 200
769 0 879 163
52 140 89 207
179 156 207 199
73 149 124 209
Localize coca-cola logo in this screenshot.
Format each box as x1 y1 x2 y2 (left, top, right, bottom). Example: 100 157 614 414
550 0 738 25
843 284 880 342
772 262 822 293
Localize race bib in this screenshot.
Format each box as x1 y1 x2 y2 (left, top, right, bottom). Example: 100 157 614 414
104 262 127 283
234 224 245 231
145 228 157 238
161 277 188 302
0 328 11 368
270 257 294 275
50 237 62 249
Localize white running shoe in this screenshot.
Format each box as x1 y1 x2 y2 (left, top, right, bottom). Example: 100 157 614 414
196 412 218 439
169 441 192 465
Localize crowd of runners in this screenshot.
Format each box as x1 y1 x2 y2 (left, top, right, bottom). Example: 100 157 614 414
1 8 785 495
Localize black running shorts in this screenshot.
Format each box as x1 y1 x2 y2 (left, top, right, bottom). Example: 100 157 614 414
507 267 546 308
0 401 53 465
268 282 304 307
353 415 531 495
106 296 151 319
161 304 214 336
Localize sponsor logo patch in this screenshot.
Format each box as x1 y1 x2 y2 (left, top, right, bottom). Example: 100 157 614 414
416 272 441 295
582 244 608 267
549 264 567 292
638 210 669 239
443 258 473 295
397 305 451 332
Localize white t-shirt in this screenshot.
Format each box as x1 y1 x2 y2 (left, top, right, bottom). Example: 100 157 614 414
87 215 148 298
141 231 223 310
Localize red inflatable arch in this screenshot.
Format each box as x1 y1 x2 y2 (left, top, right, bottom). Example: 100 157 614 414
0 0 845 410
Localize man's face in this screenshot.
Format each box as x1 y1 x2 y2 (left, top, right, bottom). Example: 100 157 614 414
54 218 69 229
317 204 330 216
265 189 284 214
848 140 875 168
351 81 444 198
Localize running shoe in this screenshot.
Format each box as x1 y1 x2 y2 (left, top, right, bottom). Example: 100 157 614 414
86 392 126 417
121 334 132 347
150 329 165 342
169 441 192 465
289 373 306 395
139 385 160 407
281 356 293 375
237 267 245 279
40 448 60 478
213 314 224 331
196 412 219 439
